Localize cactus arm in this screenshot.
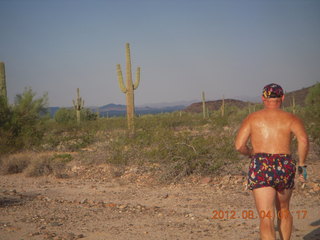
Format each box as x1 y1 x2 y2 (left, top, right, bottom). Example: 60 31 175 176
133 67 140 90
117 64 127 93
73 88 84 111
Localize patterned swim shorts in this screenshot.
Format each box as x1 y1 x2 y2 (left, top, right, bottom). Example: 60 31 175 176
248 153 296 191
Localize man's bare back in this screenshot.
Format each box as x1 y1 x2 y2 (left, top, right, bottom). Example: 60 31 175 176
235 83 309 240
235 98 308 165
243 108 298 154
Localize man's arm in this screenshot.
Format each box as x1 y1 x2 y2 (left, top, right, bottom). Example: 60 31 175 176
235 116 252 156
290 116 309 166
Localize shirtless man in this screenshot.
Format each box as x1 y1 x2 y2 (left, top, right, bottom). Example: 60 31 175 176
235 83 309 240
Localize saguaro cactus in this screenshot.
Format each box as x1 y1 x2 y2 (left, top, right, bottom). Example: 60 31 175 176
0 62 7 105
292 95 296 114
202 91 206 119
117 43 140 132
221 95 225 117
73 88 84 124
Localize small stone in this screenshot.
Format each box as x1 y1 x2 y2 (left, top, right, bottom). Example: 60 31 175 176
163 193 169 199
61 232 75 240
200 177 212 184
30 232 41 236
50 222 63 227
119 204 127 209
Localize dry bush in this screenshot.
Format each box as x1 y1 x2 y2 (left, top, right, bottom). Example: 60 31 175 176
0 151 72 178
0 152 33 175
25 153 71 178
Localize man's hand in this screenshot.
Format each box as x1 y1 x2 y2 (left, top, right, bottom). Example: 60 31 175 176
298 166 307 182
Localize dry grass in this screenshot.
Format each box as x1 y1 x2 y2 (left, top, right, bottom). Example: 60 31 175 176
0 152 33 174
0 152 72 178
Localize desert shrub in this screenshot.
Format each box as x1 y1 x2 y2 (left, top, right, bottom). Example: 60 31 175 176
0 153 32 174
0 97 11 127
155 130 239 181
54 108 76 123
54 108 98 123
0 88 48 155
105 119 239 181
42 127 95 151
25 153 72 177
81 108 98 121
11 88 49 149
304 83 320 151
0 97 15 154
210 104 245 127
0 152 72 177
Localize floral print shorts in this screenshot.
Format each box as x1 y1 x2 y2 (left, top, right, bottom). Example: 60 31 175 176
248 153 296 191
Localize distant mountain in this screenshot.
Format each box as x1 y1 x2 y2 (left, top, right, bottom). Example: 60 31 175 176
184 99 251 113
96 104 185 117
47 107 60 117
282 85 313 108
47 103 186 117
184 84 316 113
138 100 197 108
47 84 316 117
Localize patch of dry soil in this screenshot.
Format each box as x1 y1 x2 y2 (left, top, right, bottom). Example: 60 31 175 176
0 157 319 240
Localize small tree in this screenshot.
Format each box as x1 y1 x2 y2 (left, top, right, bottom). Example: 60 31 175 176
305 83 320 150
11 87 48 148
54 108 97 124
54 108 76 123
305 83 320 118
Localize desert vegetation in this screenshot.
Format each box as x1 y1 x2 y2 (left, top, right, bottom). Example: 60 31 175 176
0 83 319 182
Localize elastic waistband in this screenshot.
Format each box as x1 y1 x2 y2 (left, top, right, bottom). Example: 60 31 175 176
251 153 292 158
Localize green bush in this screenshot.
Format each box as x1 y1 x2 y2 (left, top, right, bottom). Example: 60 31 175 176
54 108 76 123
104 115 240 181
54 108 98 123
304 83 320 151
0 88 48 155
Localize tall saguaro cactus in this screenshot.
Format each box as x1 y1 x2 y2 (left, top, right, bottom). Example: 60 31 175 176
0 62 7 105
292 95 296 114
73 88 84 124
117 43 141 132
202 91 206 119
221 95 225 117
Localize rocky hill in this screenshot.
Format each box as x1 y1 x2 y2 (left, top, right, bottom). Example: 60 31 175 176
282 85 313 107
185 84 315 113
184 99 250 113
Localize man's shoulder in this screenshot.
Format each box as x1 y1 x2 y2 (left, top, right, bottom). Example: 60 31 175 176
247 109 298 123
247 109 266 118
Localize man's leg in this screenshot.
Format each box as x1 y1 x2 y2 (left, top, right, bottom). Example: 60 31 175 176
253 187 277 240
275 189 293 240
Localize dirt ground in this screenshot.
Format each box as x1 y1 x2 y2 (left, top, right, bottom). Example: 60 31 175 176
0 152 319 240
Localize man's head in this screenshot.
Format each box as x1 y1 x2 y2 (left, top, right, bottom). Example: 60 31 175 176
262 83 284 98
262 83 284 108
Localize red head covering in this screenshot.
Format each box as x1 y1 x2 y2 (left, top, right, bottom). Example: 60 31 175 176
262 83 284 98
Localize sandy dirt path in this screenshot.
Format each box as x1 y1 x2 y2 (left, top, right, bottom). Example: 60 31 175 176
0 159 319 240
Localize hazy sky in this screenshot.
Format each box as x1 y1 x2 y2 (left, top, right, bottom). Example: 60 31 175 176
1 0 319 107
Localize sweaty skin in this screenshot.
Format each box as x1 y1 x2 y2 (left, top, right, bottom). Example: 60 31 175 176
235 96 309 240
235 97 309 166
